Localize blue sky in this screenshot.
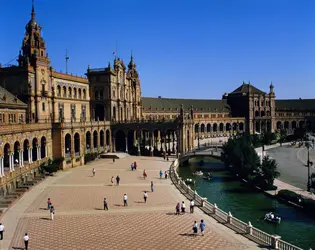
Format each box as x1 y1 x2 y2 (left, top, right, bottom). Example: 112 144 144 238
1 0 314 99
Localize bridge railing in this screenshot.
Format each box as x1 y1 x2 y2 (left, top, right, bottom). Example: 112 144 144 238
169 155 303 250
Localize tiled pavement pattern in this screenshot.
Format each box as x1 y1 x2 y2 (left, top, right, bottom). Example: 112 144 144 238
5 156 261 250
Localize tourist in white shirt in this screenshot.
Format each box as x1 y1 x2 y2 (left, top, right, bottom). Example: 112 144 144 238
143 191 148 203
181 201 186 213
0 223 4 240
123 194 128 206
190 200 195 213
24 233 29 250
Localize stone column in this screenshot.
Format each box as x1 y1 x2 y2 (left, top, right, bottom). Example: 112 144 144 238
28 148 32 164
19 151 23 167
164 135 167 153
125 136 128 153
0 156 3 177
172 131 175 153
9 153 14 172
150 131 154 156
37 146 41 160
157 130 161 151
112 137 116 153
168 132 171 153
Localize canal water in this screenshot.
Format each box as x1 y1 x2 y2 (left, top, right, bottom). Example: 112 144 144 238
178 156 315 249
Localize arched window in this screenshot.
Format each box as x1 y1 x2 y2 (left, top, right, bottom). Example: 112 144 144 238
83 89 86 99
78 89 82 99
63 86 67 97
57 85 61 97
73 88 77 98
68 87 72 98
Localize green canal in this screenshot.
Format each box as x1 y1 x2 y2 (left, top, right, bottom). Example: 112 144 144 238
178 156 315 249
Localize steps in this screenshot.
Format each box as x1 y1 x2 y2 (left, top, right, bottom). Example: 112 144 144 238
100 152 130 159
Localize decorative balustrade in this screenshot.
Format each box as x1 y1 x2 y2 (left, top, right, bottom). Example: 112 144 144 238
169 154 303 250
0 123 52 135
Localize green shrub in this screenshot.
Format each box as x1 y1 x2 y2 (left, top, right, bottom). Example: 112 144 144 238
43 163 59 173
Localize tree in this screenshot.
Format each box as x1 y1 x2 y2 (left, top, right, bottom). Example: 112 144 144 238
255 156 280 188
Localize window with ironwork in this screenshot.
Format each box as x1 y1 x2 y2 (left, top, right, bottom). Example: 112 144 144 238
58 103 64 122
71 104 76 121
81 104 86 121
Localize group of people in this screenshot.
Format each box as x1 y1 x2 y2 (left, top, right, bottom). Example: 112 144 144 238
47 198 55 220
131 161 137 171
175 200 195 215
192 220 206 236
0 224 29 249
111 175 121 185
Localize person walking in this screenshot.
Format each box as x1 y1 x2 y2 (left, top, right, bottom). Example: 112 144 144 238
103 198 108 210
116 175 120 186
190 200 194 213
199 219 205 236
111 176 114 186
175 202 180 215
131 162 134 171
24 233 29 250
143 170 147 180
92 168 96 177
143 191 148 203
159 170 163 179
50 205 55 220
181 201 186 213
123 194 128 206
134 161 137 170
47 198 52 210
151 181 154 192
0 223 4 240
193 221 198 237
165 170 168 179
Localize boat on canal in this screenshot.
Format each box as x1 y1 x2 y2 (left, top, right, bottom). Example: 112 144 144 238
264 212 281 224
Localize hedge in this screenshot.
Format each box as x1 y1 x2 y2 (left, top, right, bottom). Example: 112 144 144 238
84 153 98 163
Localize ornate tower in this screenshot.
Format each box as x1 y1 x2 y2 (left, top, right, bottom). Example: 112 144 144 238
269 82 276 132
126 54 142 120
18 0 52 123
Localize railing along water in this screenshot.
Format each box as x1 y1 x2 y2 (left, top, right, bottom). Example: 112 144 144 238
169 152 303 250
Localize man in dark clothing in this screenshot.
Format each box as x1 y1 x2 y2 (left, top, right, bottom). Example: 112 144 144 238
103 198 108 210
116 175 120 185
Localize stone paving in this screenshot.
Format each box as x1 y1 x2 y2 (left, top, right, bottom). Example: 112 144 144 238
2 156 261 250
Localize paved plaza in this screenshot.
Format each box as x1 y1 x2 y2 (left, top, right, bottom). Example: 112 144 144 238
267 145 315 190
0 155 261 250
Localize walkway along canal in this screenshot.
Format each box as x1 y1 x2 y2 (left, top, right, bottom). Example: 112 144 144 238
172 154 315 250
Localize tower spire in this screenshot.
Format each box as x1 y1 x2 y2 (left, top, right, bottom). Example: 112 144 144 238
31 0 35 18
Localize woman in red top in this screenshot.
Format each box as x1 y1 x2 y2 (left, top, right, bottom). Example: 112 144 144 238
143 169 147 180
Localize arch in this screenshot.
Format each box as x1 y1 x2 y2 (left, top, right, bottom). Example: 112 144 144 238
206 123 211 133
291 121 297 130
13 141 20 165
93 130 98 149
127 130 136 154
255 121 260 132
74 133 80 155
232 122 237 131
78 88 82 99
267 121 271 132
219 123 224 132
41 136 46 158
57 85 61 96
86 131 91 152
65 134 71 157
32 138 38 161
100 130 104 147
83 89 86 99
105 129 110 146
73 88 77 98
226 123 231 131
213 123 218 132
68 87 72 98
200 124 205 133
261 111 265 117
3 143 10 169
239 122 244 131
299 120 304 128
306 120 312 131
23 139 29 162
284 121 289 130
115 130 126 152
276 121 282 130
255 111 259 117
266 111 271 116
194 124 199 133
63 86 67 97
120 107 123 121
95 91 99 100
100 91 104 100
